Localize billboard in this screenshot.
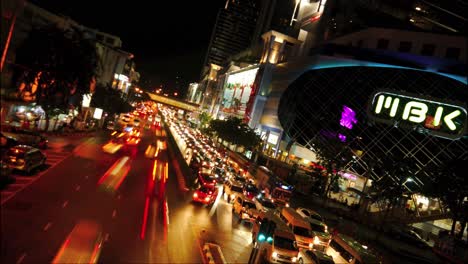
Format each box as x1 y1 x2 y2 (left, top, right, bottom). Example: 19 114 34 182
221 67 259 118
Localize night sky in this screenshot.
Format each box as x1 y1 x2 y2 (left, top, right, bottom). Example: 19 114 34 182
30 0 226 92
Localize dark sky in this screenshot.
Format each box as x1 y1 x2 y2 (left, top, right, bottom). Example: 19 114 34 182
30 0 226 91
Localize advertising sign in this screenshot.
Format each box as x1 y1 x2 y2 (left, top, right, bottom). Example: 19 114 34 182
221 67 259 117
368 89 467 140
93 108 103 120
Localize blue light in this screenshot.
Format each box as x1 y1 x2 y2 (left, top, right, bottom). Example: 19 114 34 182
258 234 266 242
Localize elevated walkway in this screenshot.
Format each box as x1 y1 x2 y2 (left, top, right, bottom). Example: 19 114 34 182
146 92 199 112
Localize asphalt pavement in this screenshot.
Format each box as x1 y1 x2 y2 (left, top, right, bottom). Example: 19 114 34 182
1 124 253 264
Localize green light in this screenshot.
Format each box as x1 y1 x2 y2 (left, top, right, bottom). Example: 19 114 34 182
267 237 273 243
258 234 266 242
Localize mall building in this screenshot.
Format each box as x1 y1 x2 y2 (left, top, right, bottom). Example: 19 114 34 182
203 1 467 220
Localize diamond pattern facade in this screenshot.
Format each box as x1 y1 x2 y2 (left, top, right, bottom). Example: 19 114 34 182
278 66 467 188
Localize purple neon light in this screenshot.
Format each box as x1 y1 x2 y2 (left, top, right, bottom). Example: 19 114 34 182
340 105 357 129
338 134 346 142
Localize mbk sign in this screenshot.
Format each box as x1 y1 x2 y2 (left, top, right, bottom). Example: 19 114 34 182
368 90 467 140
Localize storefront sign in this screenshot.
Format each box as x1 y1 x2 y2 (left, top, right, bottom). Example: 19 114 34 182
368 90 467 139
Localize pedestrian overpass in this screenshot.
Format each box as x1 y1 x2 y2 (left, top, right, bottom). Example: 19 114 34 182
146 92 200 112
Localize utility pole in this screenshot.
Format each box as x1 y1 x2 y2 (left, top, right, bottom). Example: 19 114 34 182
1 0 24 72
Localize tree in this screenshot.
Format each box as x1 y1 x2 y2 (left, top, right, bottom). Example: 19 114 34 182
198 112 212 129
423 159 468 239
90 85 134 115
14 24 99 125
313 133 354 201
207 117 261 151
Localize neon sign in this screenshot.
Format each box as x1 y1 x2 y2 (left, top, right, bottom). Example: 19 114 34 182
340 106 357 129
368 90 467 140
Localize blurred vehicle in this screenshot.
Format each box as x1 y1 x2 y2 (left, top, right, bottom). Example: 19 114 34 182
5 145 46 174
133 118 141 127
125 135 141 146
329 233 379 264
52 220 103 264
192 185 219 205
387 226 431 249
1 132 19 155
1 130 47 149
278 207 314 249
120 113 132 123
106 121 115 130
306 218 331 251
243 183 260 200
197 172 217 188
102 137 125 154
232 194 257 221
254 196 277 213
223 179 244 203
212 166 226 183
298 248 335 264
297 208 324 223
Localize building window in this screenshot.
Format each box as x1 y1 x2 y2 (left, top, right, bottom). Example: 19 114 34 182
398 41 412 53
420 44 435 56
377 38 389 49
445 47 460 60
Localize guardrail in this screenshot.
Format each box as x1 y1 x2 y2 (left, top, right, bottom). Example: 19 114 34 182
202 243 227 264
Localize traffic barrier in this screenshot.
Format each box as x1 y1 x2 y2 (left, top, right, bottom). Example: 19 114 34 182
203 243 227 264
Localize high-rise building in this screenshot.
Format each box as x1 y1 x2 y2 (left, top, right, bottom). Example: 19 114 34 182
202 0 261 76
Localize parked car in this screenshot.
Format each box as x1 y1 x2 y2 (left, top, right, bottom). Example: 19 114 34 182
5 145 46 174
298 248 335 264
192 185 219 205
297 207 324 223
0 160 15 187
1 130 47 149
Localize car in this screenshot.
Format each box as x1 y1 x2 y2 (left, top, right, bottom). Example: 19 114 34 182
192 186 219 205
254 196 277 213
223 180 244 203
306 218 331 251
125 135 140 146
243 183 260 200
52 220 103 264
232 194 257 221
106 121 115 130
0 160 15 187
297 208 324 223
197 172 217 188
298 248 335 264
5 145 46 174
212 166 226 182
1 130 48 149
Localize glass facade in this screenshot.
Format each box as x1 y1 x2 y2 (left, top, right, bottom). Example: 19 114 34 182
278 66 467 190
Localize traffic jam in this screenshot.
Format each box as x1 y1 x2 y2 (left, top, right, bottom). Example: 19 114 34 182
161 106 381 264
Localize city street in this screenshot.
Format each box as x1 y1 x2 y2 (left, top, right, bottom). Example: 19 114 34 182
1 124 253 263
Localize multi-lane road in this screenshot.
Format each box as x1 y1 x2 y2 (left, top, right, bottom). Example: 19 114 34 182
1 124 253 263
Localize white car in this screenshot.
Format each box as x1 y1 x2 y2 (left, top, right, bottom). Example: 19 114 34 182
296 207 324 222
298 248 335 264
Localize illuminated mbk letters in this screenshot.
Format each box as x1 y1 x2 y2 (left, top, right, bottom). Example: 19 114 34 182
368 90 467 140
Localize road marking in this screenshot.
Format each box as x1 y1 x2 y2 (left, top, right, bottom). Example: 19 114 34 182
104 233 110 242
75 185 81 191
1 150 74 206
16 253 26 264
62 200 69 208
112 209 117 218
43 222 53 231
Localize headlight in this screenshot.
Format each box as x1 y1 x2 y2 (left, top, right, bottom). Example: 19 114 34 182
314 236 320 244
285 203 290 207
230 194 235 199
193 193 198 198
292 257 297 262
309 242 313 248
272 252 278 258
205 197 210 202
